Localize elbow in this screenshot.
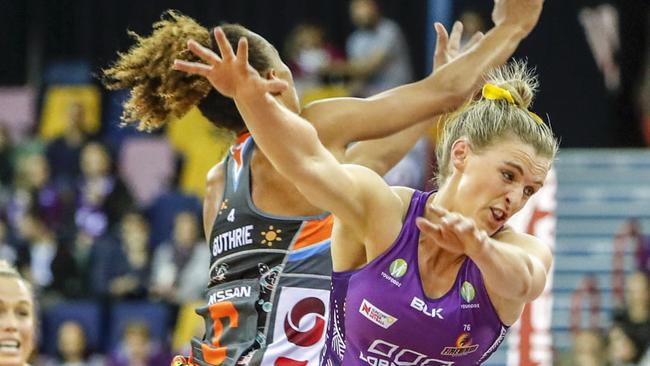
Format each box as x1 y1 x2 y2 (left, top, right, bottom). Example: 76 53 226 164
519 257 546 302
446 90 471 111
501 255 536 301
431 69 481 108
430 82 473 113
517 275 535 301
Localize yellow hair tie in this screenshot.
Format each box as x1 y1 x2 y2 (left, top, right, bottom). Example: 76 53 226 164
527 111 545 125
482 83 544 125
482 83 515 105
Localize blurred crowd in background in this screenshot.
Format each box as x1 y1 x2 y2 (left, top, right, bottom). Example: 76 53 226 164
0 0 649 365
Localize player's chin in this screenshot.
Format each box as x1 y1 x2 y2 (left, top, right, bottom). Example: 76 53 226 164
481 210 505 236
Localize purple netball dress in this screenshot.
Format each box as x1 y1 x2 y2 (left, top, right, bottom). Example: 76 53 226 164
321 190 509 366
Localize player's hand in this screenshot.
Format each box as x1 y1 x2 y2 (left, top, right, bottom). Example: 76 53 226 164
433 21 484 72
173 27 287 100
492 0 544 36
415 205 489 258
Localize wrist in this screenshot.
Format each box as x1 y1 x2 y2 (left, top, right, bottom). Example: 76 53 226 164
494 21 533 40
466 232 492 261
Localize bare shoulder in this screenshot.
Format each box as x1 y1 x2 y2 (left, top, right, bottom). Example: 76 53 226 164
390 186 417 218
206 160 225 186
203 159 226 241
205 159 226 205
493 225 553 270
390 186 416 203
331 169 409 270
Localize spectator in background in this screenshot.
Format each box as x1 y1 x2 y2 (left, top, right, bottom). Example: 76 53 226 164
626 218 650 277
149 211 209 305
46 102 91 186
609 323 643 366
75 142 133 239
611 271 650 364
570 329 607 366
145 157 201 248
329 0 431 189
284 22 345 100
48 231 92 300
43 320 103 366
91 211 150 300
15 211 59 293
328 0 413 97
8 152 65 231
458 8 487 46
107 322 171 366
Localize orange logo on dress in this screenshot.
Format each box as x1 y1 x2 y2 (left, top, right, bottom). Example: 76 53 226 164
218 199 229 216
261 225 283 246
456 333 472 347
441 332 480 357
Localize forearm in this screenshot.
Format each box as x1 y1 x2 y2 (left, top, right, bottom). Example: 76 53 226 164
233 89 376 228
368 23 529 122
310 24 529 148
326 52 385 79
236 92 325 172
470 238 546 302
344 119 434 175
431 23 528 99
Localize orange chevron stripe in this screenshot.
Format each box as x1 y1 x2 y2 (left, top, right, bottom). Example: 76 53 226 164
234 132 251 145
293 215 334 250
231 132 251 171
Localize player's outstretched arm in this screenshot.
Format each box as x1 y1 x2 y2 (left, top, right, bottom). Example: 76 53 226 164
303 0 545 150
174 28 402 241
415 205 552 304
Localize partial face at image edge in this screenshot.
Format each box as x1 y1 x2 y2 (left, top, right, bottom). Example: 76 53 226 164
0 276 34 366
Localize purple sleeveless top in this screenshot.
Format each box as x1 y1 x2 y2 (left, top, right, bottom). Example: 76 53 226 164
321 190 508 366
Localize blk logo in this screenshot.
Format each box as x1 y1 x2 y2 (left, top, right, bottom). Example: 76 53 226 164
410 297 444 319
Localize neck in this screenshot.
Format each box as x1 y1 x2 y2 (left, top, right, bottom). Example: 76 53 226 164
430 180 459 212
419 192 466 271
418 235 465 273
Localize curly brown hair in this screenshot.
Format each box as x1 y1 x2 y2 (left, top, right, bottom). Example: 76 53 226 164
102 10 276 132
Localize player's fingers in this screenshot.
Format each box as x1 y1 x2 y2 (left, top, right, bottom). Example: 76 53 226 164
448 21 463 53
187 39 222 65
172 60 212 76
214 26 235 61
236 37 249 70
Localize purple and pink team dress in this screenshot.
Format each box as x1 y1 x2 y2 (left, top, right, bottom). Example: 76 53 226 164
321 190 509 366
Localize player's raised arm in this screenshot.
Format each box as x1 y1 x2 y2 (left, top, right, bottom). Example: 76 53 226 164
174 28 402 239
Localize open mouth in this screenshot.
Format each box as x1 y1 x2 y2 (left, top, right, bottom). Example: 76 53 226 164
490 207 507 223
0 339 20 353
